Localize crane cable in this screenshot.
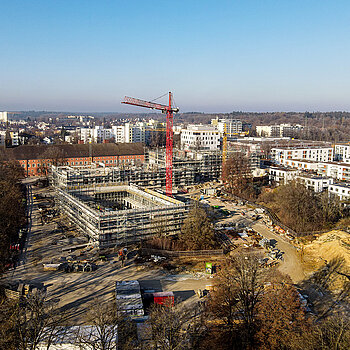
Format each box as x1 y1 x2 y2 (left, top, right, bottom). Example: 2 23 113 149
151 92 169 102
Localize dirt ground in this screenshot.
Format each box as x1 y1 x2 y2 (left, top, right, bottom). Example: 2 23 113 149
1 184 215 324
1 181 313 324
300 230 350 289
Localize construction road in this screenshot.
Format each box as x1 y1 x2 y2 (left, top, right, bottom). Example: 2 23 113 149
201 194 305 284
252 223 305 283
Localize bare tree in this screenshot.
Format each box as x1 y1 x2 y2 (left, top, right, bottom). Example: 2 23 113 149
309 316 350 350
145 302 191 350
78 299 138 350
208 254 265 347
254 285 310 350
0 160 26 273
38 147 65 176
223 152 256 199
13 291 67 350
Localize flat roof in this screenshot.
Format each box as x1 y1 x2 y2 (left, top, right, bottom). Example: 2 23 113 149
330 182 350 189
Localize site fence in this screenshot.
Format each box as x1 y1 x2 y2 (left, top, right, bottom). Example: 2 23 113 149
140 247 224 258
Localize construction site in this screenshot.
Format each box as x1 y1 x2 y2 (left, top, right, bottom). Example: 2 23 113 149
51 149 221 248
50 93 229 249
55 183 189 248
51 148 222 191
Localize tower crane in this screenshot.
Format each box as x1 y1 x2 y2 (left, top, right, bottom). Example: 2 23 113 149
221 125 249 178
122 92 179 196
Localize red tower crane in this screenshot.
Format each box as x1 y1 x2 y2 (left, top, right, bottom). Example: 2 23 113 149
122 92 179 196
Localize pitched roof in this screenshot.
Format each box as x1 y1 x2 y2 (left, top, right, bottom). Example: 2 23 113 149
1 143 145 160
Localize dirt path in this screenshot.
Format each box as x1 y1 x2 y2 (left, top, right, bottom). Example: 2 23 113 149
252 223 305 283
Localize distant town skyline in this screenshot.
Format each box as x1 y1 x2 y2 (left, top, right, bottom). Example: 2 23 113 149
1 0 350 113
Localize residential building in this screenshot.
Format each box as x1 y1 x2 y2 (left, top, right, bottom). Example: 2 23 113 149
329 183 350 201
295 174 333 193
282 159 319 172
181 125 220 151
268 166 333 192
317 161 350 182
80 128 93 143
256 124 304 138
0 111 8 123
0 130 18 146
112 125 126 143
80 126 113 143
272 146 333 164
268 166 298 185
211 117 243 137
334 143 350 162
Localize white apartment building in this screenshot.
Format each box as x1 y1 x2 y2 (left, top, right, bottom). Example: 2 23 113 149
94 126 113 143
272 147 333 165
113 123 152 143
334 143 350 162
295 174 333 193
317 162 350 182
112 125 125 143
123 123 143 143
82 121 165 144
280 158 350 182
256 124 303 138
0 111 8 123
0 130 19 146
268 166 298 185
328 183 350 201
181 125 220 151
80 128 93 143
282 159 319 171
211 117 243 136
11 131 19 146
80 126 113 143
268 166 333 192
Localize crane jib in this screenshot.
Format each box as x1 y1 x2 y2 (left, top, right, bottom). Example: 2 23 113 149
122 96 168 111
121 92 178 196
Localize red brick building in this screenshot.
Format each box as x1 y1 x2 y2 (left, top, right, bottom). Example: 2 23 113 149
2 143 145 176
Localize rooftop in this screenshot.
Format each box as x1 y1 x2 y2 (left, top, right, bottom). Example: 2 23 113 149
0 143 144 160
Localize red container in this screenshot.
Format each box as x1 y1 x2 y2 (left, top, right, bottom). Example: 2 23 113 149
153 292 174 306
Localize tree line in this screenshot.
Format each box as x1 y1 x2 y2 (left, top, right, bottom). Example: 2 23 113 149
0 159 26 273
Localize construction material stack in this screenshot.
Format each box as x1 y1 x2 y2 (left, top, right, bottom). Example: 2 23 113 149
115 280 144 317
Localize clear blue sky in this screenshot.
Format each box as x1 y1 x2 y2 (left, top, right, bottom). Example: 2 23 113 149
1 0 350 113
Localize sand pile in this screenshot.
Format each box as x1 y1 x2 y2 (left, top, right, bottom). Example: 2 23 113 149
302 230 350 276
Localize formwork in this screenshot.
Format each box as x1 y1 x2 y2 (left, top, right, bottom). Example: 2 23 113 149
55 184 189 248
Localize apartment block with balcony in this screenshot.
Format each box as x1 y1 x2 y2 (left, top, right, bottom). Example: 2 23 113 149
272 146 334 165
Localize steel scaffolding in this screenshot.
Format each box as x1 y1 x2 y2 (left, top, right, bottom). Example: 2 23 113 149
55 184 189 248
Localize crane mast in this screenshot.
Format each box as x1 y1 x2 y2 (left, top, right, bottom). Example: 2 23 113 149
122 92 178 196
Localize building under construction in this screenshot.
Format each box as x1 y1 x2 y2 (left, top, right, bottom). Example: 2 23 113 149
52 148 222 247
55 183 189 248
52 149 222 191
